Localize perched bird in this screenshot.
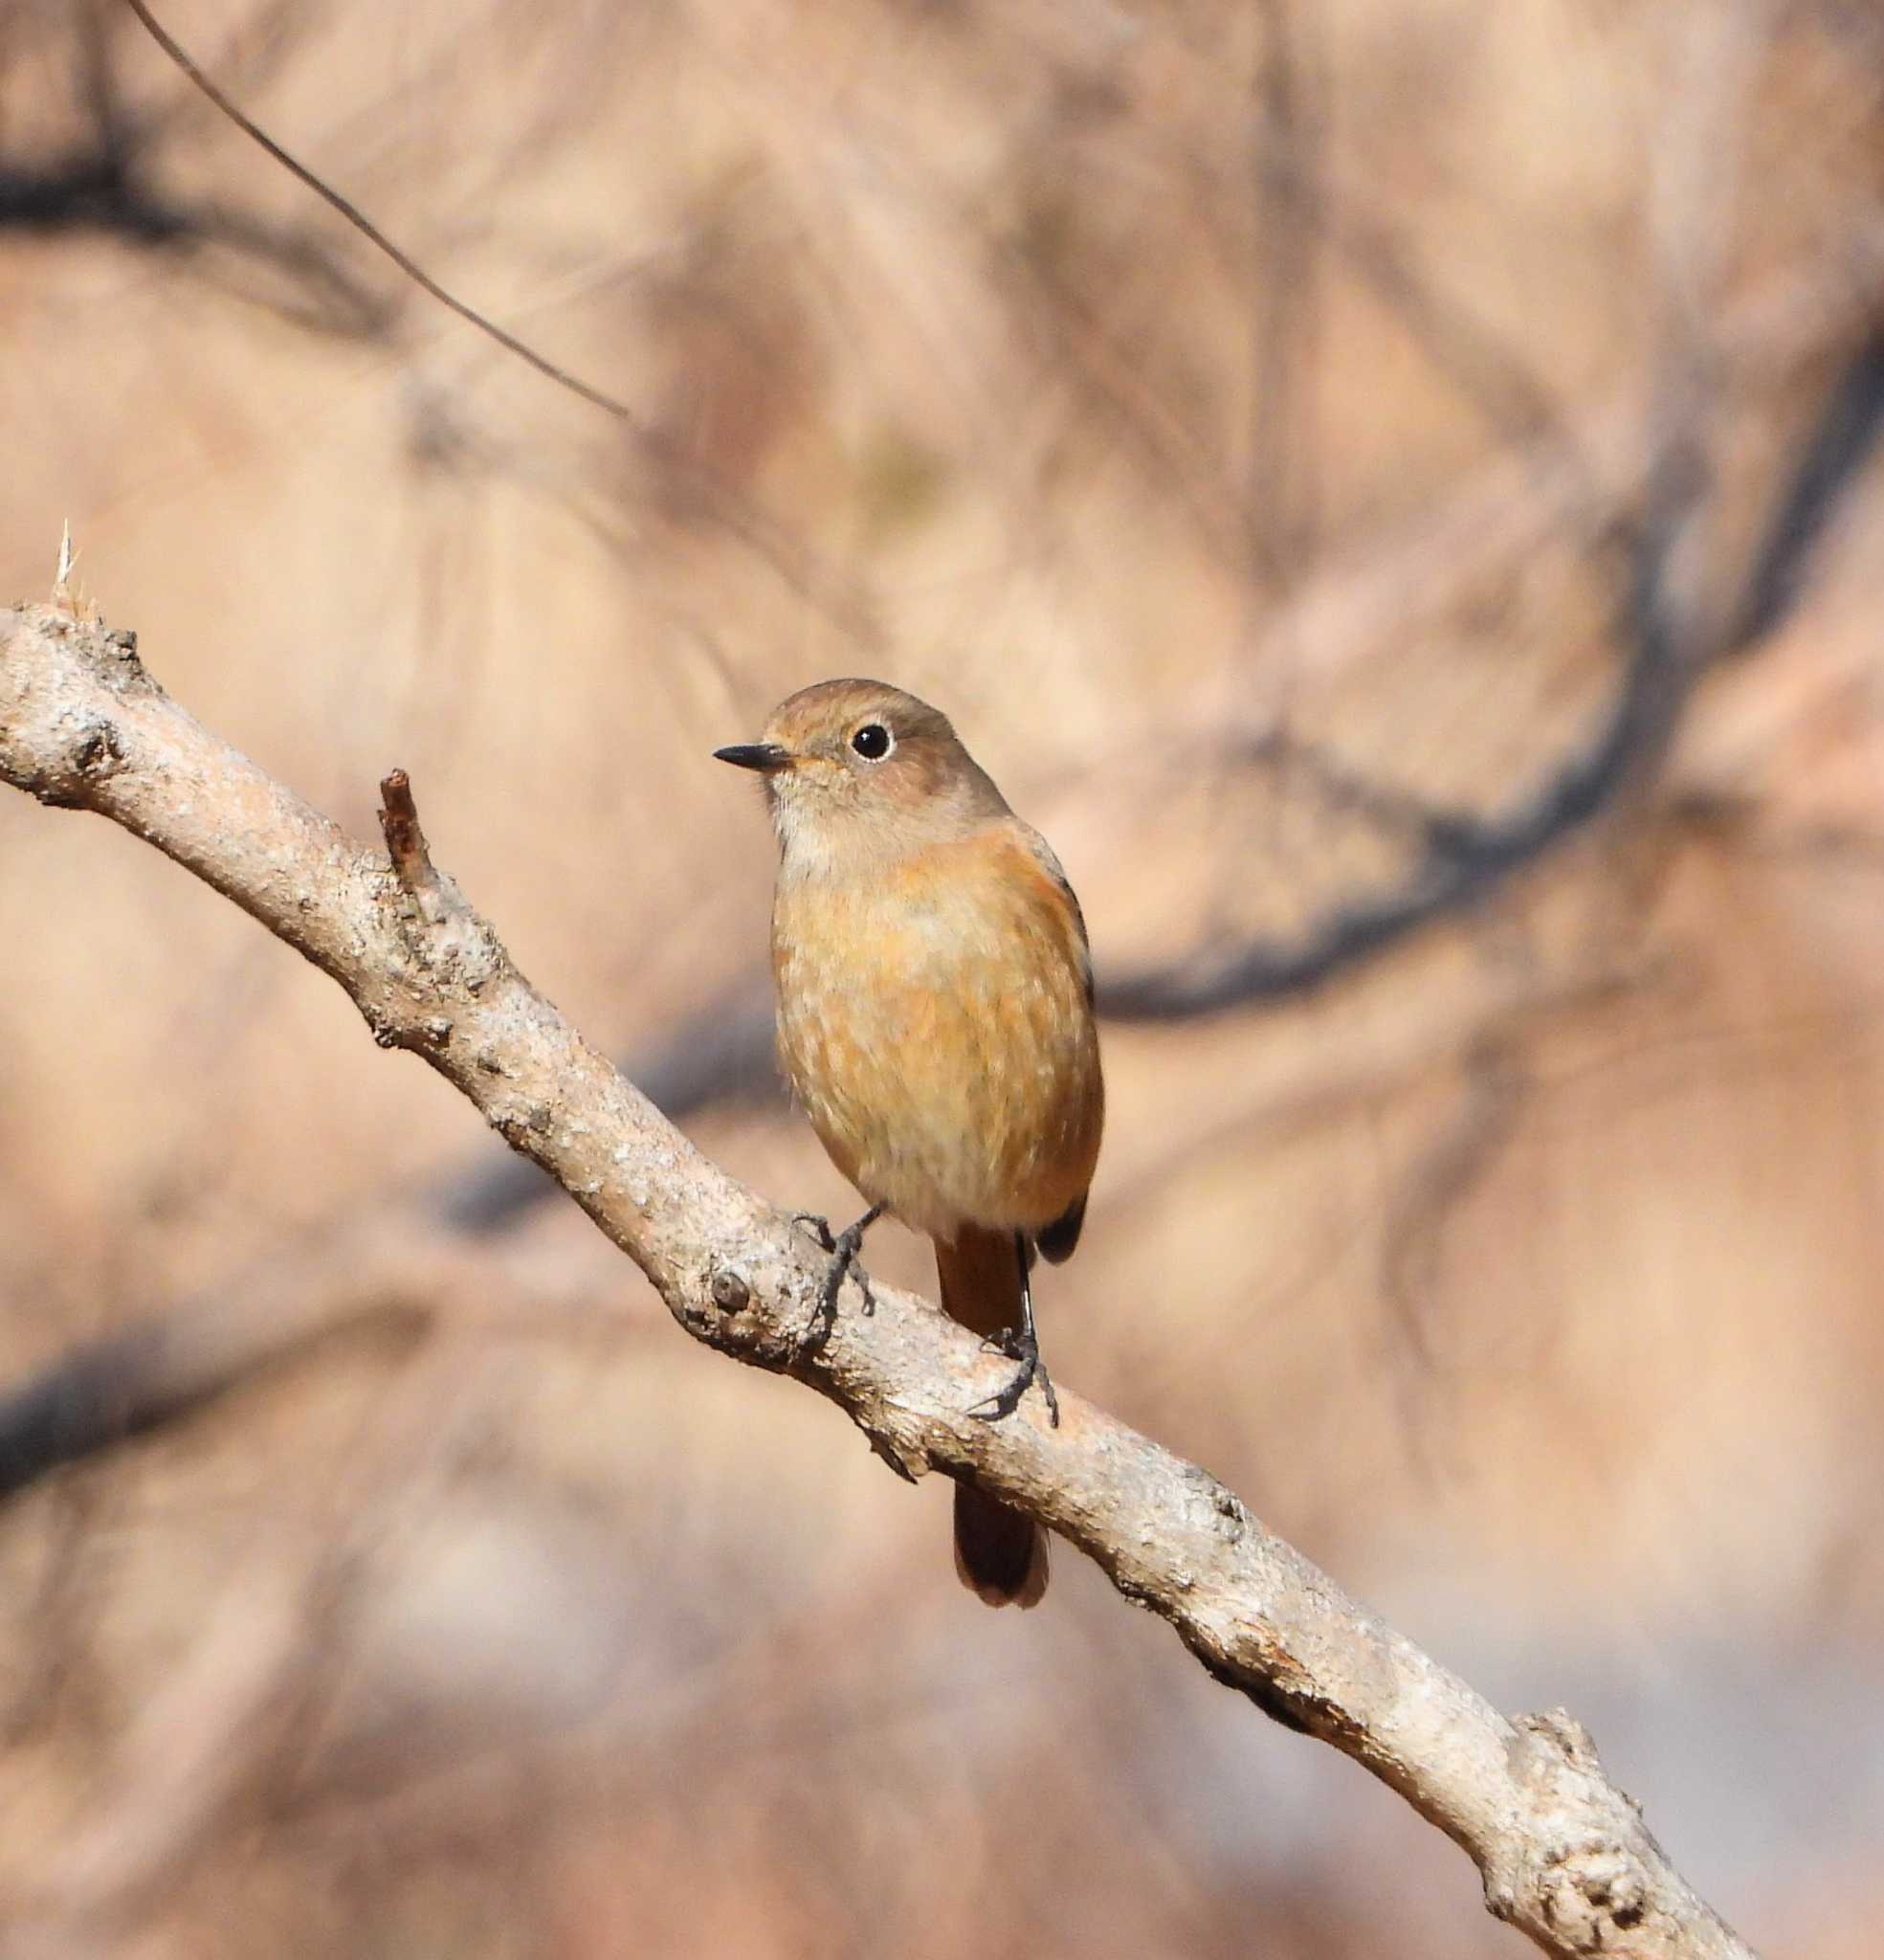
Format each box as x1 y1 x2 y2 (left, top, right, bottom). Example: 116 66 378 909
717 680 1103 1607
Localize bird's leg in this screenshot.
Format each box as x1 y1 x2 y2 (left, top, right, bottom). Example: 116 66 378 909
791 1202 884 1355
969 1232 1059 1427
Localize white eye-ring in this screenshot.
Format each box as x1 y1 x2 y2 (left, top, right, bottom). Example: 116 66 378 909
850 722 893 761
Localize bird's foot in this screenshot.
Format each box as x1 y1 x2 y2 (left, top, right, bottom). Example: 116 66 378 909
791 1208 879 1358
969 1325 1060 1428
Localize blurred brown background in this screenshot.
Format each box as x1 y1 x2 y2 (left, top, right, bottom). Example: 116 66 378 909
2 1 1882 1953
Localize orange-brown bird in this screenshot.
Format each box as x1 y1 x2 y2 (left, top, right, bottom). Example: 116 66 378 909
717 680 1103 1607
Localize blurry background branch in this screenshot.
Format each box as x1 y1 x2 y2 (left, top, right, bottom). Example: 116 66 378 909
0 598 1753 1960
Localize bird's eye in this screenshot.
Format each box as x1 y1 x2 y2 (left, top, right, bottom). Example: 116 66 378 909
850 723 892 761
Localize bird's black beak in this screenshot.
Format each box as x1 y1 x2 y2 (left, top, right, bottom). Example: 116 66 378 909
714 743 791 774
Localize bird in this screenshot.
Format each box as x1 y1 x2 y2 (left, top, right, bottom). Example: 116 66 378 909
716 679 1103 1607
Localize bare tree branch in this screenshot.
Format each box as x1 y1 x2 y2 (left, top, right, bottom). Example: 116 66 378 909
0 599 1755 1958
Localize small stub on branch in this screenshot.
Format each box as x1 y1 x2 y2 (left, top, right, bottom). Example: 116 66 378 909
378 768 448 921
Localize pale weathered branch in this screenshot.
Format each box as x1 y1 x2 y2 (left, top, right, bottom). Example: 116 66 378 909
0 601 1755 1960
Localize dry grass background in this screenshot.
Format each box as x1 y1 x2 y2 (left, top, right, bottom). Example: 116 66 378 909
2 1 1882 1953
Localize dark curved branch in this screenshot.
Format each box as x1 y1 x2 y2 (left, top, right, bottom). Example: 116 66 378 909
1725 329 1884 656
0 143 391 338
1107 498 1696 1019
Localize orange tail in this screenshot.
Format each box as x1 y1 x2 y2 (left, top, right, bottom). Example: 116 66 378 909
935 1226 1049 1609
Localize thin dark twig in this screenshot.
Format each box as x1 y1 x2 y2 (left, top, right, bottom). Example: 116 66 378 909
120 0 883 642
119 0 646 424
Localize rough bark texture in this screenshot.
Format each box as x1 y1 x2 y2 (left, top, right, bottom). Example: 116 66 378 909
0 601 1756 1960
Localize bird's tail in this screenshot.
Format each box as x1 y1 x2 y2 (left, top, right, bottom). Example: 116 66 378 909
934 1225 1049 1609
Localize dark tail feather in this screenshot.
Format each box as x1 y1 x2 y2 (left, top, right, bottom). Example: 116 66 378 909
953 1481 1049 1608
935 1223 1050 1609
1036 1192 1086 1264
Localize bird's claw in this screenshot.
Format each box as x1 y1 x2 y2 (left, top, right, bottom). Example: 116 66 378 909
791 1210 878 1359
792 1212 837 1254
968 1325 1059 1428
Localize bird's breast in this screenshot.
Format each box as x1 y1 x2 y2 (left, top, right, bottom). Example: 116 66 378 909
770 828 1102 1238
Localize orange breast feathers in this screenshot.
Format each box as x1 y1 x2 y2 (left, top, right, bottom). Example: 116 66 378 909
771 822 1103 1242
